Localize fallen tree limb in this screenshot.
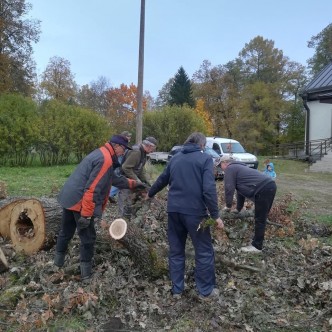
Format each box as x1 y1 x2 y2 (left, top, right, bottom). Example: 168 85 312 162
0 197 167 279
220 210 284 227
187 249 262 273
266 220 284 227
216 258 262 273
0 197 269 278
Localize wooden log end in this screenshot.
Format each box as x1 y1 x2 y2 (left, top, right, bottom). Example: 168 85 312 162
0 199 27 238
9 199 46 255
109 218 127 240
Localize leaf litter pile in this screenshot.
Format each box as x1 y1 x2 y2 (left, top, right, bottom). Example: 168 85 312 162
0 181 332 332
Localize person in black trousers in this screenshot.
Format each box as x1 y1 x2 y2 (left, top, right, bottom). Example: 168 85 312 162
220 156 277 253
54 135 146 282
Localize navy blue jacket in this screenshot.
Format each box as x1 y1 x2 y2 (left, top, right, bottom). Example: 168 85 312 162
148 143 220 218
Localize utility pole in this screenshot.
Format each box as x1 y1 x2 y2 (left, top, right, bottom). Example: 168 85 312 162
136 0 145 143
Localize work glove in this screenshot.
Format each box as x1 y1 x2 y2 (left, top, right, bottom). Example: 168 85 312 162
134 182 150 191
144 180 152 187
77 216 91 231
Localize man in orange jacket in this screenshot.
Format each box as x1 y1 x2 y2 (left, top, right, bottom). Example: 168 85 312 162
54 134 147 282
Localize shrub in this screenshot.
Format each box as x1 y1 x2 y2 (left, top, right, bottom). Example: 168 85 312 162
0 94 40 166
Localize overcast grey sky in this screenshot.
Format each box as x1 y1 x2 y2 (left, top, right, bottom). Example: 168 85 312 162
29 0 332 98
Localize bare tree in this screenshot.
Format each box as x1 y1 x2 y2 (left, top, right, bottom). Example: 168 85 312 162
77 76 111 115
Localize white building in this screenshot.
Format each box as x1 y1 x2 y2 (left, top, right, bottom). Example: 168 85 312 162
300 62 332 171
301 62 332 144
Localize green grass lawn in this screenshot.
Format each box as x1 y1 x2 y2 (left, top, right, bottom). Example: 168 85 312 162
0 162 163 197
1 159 331 228
0 157 330 197
258 156 308 173
0 164 76 197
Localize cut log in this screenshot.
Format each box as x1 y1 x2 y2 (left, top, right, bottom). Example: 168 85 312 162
0 197 167 279
115 221 167 279
0 247 9 273
0 197 62 254
0 199 27 238
9 199 46 254
109 218 127 240
2 198 270 279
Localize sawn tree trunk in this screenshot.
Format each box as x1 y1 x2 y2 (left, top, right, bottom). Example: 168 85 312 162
0 197 167 279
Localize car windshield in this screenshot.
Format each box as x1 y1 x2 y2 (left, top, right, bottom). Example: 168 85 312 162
204 147 220 158
221 142 246 153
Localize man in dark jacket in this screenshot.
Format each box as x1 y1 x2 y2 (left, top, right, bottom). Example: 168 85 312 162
54 135 146 282
147 132 224 301
220 156 277 253
118 136 157 219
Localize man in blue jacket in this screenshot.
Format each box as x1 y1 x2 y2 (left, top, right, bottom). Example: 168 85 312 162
220 156 277 253
147 132 224 301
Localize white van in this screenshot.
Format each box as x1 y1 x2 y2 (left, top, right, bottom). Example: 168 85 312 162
206 137 258 169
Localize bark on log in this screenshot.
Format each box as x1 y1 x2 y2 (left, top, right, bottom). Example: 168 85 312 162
1 198 270 279
0 247 9 273
116 222 168 279
0 197 167 279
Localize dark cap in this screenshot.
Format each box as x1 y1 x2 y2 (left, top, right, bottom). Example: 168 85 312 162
143 136 158 147
121 130 132 137
109 135 132 150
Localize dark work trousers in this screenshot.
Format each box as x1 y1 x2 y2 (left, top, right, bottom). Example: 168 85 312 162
55 208 96 263
118 188 132 220
252 181 277 250
168 212 216 296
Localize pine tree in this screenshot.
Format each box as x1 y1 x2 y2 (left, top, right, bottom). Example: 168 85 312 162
168 66 195 107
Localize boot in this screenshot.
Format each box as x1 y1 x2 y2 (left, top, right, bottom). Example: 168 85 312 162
80 261 93 283
54 252 65 267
